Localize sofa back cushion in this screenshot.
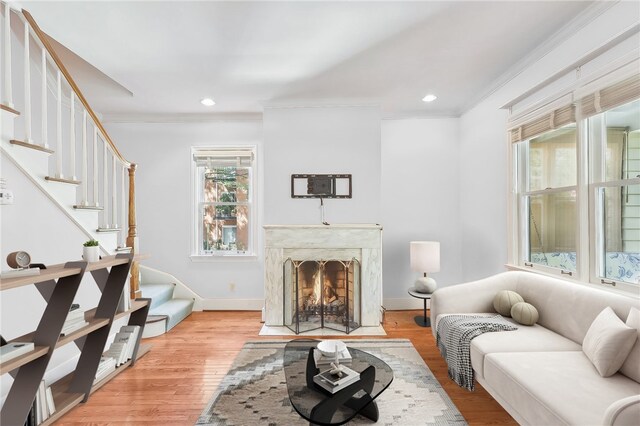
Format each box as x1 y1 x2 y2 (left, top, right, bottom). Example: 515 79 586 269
512 271 639 345
620 307 640 382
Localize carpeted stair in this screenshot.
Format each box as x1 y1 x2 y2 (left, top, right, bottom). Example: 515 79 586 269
140 282 194 335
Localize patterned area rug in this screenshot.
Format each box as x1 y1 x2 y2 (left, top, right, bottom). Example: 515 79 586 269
197 339 466 425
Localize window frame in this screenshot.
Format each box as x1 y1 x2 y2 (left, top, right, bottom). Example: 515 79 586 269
190 145 258 261
508 74 640 295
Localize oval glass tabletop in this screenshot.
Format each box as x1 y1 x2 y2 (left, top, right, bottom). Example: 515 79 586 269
283 339 394 425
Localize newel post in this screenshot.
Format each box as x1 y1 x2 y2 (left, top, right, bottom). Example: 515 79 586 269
126 163 141 298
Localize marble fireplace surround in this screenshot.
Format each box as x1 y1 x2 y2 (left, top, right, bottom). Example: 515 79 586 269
264 224 383 328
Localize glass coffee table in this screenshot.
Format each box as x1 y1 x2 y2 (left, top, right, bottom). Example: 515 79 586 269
283 339 394 425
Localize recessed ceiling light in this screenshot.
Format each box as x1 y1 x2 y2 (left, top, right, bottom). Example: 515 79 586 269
201 98 216 106
422 94 437 102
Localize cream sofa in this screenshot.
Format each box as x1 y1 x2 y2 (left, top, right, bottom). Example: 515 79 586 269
431 270 640 425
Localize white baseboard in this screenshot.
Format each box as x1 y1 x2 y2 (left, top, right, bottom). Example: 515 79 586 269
201 298 264 311
383 297 430 310
200 298 429 311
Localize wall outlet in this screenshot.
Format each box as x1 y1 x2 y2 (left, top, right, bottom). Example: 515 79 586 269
229 282 236 292
0 190 14 205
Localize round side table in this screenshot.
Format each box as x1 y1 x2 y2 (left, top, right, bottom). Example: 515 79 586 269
408 287 432 327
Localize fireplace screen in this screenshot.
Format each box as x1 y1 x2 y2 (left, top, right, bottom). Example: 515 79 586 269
283 259 361 334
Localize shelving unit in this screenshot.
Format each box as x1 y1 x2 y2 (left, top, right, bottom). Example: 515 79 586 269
0 254 150 426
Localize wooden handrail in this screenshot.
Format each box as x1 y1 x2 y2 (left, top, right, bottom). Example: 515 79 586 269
21 9 131 167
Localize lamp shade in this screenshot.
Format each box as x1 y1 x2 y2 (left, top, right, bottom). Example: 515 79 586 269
410 241 440 273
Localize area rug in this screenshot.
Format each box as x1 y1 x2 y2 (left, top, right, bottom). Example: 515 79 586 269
196 339 466 425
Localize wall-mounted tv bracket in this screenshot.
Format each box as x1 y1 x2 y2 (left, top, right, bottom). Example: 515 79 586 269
291 174 352 199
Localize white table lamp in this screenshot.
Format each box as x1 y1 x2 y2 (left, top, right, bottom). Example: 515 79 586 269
410 241 440 293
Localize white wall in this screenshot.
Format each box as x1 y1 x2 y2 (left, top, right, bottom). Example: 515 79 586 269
263 106 381 225
381 118 462 306
105 120 264 303
459 1 640 282
0 153 108 400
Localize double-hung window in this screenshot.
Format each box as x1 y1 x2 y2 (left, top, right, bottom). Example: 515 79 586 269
192 147 255 257
510 72 640 293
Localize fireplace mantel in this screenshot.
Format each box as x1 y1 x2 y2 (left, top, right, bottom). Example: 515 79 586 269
263 224 383 328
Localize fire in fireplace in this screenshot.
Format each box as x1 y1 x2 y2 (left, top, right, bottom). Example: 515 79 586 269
283 259 361 334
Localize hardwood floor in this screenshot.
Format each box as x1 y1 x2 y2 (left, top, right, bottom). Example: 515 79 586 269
54 311 516 425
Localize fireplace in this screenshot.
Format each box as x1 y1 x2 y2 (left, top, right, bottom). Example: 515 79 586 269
283 259 361 334
264 224 382 331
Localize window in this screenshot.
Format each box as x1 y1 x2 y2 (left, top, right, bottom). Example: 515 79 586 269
192 147 255 257
589 99 640 286
510 73 640 293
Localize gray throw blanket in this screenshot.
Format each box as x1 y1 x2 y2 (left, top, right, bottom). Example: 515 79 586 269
436 314 517 391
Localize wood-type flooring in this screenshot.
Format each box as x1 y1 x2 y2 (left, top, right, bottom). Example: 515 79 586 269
53 310 516 425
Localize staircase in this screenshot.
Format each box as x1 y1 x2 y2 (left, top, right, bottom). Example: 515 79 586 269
139 265 197 337
0 3 195 334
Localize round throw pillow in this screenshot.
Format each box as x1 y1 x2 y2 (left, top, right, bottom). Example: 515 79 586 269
493 290 524 317
511 302 539 326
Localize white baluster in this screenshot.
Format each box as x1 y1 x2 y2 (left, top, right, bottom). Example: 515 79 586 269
23 22 31 142
41 47 47 148
4 3 13 107
121 165 126 247
69 92 76 179
93 125 98 206
81 110 88 205
56 70 63 178
103 139 108 227
112 155 117 229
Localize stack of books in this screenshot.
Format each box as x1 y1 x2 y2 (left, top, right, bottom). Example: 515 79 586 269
94 356 117 384
313 347 352 367
60 304 87 336
0 341 35 363
23 380 55 425
105 325 141 366
313 365 360 394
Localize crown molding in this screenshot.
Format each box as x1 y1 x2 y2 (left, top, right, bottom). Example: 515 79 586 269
459 0 619 115
101 112 263 124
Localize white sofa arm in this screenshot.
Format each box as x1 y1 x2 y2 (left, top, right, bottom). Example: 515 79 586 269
430 272 517 337
603 395 640 425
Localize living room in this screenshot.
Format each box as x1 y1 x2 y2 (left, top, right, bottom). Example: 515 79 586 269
1 1 639 425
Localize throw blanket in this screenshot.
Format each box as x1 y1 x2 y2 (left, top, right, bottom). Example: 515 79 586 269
436 314 517 391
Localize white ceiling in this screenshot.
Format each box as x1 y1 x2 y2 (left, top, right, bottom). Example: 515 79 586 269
23 1 594 118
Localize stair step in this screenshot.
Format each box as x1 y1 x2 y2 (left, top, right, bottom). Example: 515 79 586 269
1 104 20 115
140 283 175 309
73 204 104 211
96 227 121 233
149 298 194 331
45 176 81 185
10 139 53 154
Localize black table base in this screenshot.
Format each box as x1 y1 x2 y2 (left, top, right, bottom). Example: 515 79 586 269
305 348 379 425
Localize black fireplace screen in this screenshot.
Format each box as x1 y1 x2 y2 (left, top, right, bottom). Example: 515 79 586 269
283 258 361 334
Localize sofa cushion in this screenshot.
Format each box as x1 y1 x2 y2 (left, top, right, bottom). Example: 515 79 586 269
493 290 524 316
620 307 640 382
483 351 640 426
467 316 581 379
582 307 637 377
511 302 539 326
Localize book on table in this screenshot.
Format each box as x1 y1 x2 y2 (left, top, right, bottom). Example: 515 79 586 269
313 365 360 394
313 347 352 367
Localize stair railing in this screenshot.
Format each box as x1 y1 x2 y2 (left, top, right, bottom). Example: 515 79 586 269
1 3 140 298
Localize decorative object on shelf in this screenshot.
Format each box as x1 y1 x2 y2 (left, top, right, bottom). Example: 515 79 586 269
410 241 440 293
6 250 31 269
82 239 100 262
1 251 40 279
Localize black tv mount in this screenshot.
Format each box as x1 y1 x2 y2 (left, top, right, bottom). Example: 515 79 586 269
291 174 352 199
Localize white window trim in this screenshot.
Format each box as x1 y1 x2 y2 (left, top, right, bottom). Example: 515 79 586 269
189 145 258 261
507 66 640 294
